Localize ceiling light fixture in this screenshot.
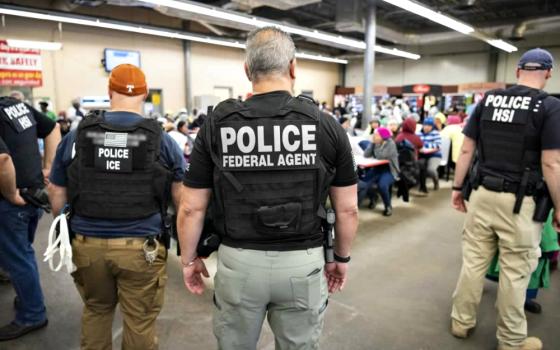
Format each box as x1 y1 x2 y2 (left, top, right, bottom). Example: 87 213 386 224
486 39 518 53
6 39 62 50
138 0 421 59
374 45 420 60
0 7 347 64
381 0 518 53
295 52 349 64
381 0 475 34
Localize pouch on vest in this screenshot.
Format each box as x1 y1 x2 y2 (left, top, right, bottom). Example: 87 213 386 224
67 111 172 220
256 202 302 234
207 96 332 247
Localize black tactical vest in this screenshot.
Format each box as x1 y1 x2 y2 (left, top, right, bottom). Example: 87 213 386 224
67 111 172 220
207 96 332 250
478 88 548 185
0 97 43 190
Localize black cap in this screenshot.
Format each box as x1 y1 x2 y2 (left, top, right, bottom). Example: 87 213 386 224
518 48 554 70
39 101 48 106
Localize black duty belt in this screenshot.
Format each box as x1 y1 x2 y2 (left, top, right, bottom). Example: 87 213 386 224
480 175 535 196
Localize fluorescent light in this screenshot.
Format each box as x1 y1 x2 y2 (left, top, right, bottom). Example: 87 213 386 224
374 45 420 60
6 39 62 50
382 0 474 35
0 5 417 62
0 6 405 63
486 39 518 53
295 53 348 64
138 0 422 59
0 7 246 50
140 0 367 50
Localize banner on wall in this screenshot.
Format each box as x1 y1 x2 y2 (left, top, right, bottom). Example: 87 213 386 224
0 40 43 87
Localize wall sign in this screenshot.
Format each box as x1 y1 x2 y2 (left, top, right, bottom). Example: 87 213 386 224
0 40 42 87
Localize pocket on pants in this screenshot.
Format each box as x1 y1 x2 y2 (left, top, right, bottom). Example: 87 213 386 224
215 264 249 307
71 253 91 283
150 275 168 310
71 252 91 299
290 268 323 310
526 250 540 275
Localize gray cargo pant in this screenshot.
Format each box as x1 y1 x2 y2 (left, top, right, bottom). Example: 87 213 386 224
213 244 328 350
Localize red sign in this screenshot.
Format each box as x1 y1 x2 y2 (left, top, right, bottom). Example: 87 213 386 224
0 40 42 87
412 84 431 94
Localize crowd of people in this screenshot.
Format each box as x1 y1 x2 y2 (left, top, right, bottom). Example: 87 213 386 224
322 96 469 216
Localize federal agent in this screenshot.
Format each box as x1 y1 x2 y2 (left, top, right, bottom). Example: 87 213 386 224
0 94 61 340
178 27 359 349
450 48 560 350
48 64 185 349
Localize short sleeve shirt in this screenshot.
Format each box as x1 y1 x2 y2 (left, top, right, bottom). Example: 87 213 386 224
0 137 8 154
0 97 55 189
183 91 358 188
49 111 186 237
464 85 560 150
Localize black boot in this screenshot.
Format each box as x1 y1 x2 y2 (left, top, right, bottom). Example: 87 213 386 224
524 300 542 314
0 320 48 341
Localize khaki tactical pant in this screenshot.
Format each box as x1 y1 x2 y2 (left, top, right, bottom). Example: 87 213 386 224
71 234 168 350
213 245 328 350
451 187 541 347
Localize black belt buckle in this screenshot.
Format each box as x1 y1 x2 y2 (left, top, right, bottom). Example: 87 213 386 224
482 176 505 192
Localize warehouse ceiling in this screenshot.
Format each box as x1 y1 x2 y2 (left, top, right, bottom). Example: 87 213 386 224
1 0 560 56
193 0 560 40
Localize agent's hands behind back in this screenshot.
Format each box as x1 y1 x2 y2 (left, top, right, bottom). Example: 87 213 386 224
182 258 210 295
325 262 348 293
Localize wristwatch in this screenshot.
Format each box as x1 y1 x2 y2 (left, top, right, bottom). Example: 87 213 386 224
334 252 351 263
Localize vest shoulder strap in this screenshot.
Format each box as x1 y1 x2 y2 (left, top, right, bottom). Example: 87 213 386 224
211 99 247 122
282 95 321 121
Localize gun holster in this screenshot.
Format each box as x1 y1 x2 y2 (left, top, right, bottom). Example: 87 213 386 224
533 183 553 223
20 187 51 213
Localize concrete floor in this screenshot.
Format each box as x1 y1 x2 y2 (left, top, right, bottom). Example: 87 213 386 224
1 185 559 350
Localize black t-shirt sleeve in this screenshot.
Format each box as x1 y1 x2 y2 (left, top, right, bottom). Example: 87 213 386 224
324 115 358 187
463 100 484 140
541 96 560 150
30 104 56 138
183 122 214 188
0 136 8 154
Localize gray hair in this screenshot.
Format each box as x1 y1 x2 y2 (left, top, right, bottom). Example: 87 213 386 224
9 90 24 101
245 26 296 81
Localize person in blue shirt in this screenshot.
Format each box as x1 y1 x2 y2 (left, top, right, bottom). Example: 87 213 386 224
48 64 184 349
417 117 442 192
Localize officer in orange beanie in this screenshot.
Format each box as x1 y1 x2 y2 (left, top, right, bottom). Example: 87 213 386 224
48 64 185 349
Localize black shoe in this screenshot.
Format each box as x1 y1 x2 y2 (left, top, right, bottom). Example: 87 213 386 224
419 187 428 194
524 300 542 314
368 199 377 210
0 320 48 341
383 207 393 217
